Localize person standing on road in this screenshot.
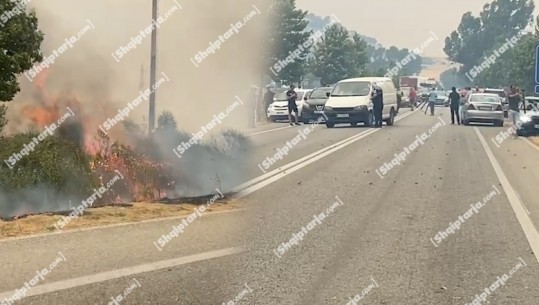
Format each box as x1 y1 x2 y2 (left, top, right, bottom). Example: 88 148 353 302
397 89 402 113
286 84 300 126
448 87 461 125
263 86 274 114
371 83 384 128
427 88 437 116
507 85 521 137
409 87 417 111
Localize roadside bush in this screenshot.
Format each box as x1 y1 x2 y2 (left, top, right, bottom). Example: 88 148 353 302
0 132 96 217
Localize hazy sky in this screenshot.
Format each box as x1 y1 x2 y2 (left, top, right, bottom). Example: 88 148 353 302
296 0 539 58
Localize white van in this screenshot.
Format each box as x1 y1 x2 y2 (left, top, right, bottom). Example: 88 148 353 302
323 77 398 127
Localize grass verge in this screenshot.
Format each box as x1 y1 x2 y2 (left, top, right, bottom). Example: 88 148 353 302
0 200 243 239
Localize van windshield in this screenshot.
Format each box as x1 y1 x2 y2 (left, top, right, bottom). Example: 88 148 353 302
331 81 370 97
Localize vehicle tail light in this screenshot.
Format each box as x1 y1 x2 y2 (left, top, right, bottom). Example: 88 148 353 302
468 104 475 110
495 105 502 111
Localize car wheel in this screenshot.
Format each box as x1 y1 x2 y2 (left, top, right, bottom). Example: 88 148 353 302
495 120 504 127
350 122 357 127
385 109 395 126
365 111 374 127
302 119 309 124
270 117 277 122
463 119 470 126
326 122 335 128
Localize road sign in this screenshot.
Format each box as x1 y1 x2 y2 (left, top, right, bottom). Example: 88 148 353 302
535 45 539 83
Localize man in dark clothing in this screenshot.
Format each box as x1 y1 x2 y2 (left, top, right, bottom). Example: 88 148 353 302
287 85 300 126
448 86 460 125
396 89 402 113
263 87 274 114
371 83 383 128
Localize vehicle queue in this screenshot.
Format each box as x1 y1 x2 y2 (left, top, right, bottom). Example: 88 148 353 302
264 79 539 137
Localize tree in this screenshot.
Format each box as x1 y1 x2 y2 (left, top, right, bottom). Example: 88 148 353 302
157 111 178 131
310 24 368 84
444 0 534 77
0 0 44 101
266 0 311 84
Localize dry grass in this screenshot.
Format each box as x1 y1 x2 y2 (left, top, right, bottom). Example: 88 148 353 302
0 200 244 239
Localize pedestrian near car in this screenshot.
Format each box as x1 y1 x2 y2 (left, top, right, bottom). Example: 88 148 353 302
286 84 300 126
448 87 460 125
263 86 274 114
371 83 384 128
409 87 417 111
507 85 521 137
397 89 402 113
427 88 436 115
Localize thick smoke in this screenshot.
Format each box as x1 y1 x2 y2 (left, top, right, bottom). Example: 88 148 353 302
1 0 274 217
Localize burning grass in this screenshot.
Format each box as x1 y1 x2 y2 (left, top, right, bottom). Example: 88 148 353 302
0 69 252 219
0 197 245 239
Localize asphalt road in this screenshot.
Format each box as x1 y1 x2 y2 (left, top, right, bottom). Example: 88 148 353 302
1 106 539 305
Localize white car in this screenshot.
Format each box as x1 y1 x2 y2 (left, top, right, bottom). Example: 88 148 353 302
516 96 539 136
267 89 312 122
323 77 398 127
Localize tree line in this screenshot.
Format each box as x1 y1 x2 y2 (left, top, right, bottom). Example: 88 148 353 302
442 0 538 92
263 0 423 87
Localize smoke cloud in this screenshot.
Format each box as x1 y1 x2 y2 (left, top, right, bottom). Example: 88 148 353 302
1 0 274 217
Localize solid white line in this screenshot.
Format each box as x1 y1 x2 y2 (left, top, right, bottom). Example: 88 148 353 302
474 127 539 263
246 125 292 136
234 110 416 193
233 111 416 197
0 247 244 301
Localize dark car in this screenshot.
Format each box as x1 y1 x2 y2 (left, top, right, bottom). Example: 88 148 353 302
516 97 539 137
432 91 449 107
301 86 333 123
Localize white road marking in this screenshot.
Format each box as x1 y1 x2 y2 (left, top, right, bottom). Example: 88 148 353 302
0 247 244 300
233 111 416 197
475 127 539 263
246 125 292 136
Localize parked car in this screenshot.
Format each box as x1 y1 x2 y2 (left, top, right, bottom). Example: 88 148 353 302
461 93 504 126
301 86 333 123
267 89 312 122
323 77 398 128
516 96 539 136
483 88 508 117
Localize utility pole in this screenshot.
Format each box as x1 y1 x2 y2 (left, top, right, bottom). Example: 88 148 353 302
148 0 158 135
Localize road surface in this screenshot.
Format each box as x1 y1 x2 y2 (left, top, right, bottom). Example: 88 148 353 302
1 107 539 305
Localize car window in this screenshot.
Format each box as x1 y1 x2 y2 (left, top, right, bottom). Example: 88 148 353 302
434 91 447 97
309 88 332 99
331 81 370 96
274 91 288 101
470 95 499 103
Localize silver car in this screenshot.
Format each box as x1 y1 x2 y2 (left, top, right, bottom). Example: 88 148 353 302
461 93 504 126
